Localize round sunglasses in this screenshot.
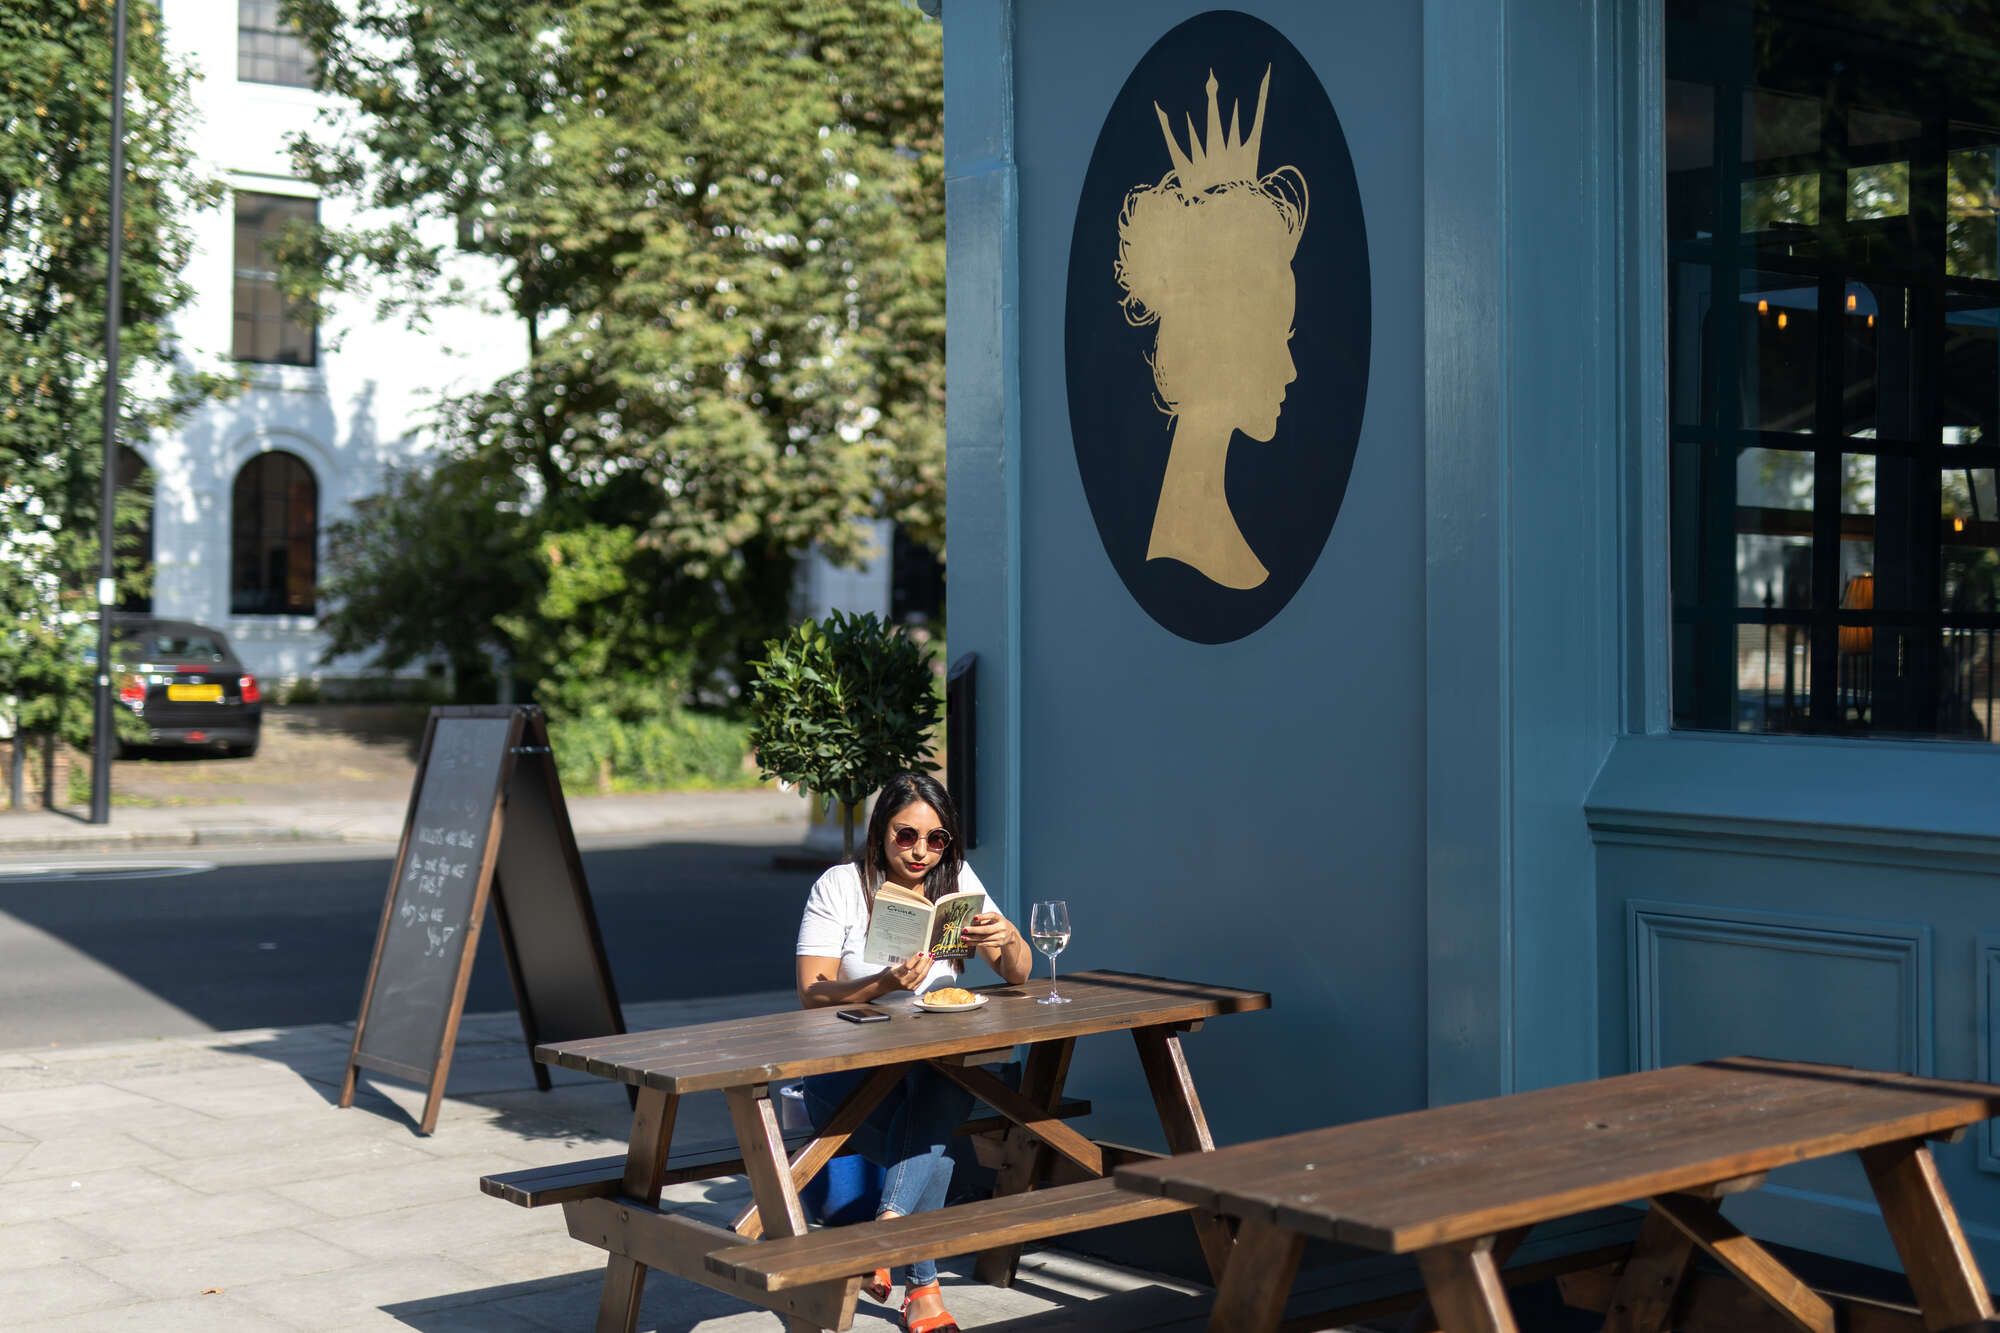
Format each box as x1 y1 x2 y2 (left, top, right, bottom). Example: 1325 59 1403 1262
891 824 952 853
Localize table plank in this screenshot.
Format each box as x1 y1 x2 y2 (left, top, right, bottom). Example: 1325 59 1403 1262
538 972 1270 1094
1116 1059 2000 1253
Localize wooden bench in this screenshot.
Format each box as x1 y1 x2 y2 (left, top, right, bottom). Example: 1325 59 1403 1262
481 1096 1093 1208
1116 1057 2000 1333
704 1176 1193 1293
518 973 1270 1333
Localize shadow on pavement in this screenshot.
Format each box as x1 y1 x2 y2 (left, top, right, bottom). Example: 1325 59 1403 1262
374 1262 1214 1332
0 837 805 1045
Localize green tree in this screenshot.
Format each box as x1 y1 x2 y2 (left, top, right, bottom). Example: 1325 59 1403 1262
0 0 222 752
747 611 938 856
286 0 945 697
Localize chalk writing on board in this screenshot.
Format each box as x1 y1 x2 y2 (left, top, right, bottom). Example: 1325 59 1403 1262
393 825 478 960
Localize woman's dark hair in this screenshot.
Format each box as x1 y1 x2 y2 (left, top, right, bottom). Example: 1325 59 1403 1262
858 771 964 901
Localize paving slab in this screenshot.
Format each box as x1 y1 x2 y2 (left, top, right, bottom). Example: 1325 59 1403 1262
65 1187 329 1253
83 1227 369 1300
229 1254 508 1331
0 1261 148 1322
0 1165 204 1227
0 1217 119 1273
3 1130 171 1182
17 1291 310 1332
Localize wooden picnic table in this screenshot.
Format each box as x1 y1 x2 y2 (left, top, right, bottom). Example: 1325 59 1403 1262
1115 1057 2000 1333
486 970 1268 1333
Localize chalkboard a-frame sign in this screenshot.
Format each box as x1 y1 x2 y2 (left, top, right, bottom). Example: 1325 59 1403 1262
338 705 626 1134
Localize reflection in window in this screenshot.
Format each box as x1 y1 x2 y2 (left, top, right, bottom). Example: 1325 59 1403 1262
1949 145 2000 279
1738 272 1816 433
231 451 317 615
1669 0 2000 742
1944 298 2000 447
1848 162 1910 220
1742 174 1820 231
1735 448 1813 609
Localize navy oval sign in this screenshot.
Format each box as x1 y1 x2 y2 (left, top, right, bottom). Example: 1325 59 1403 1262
1064 10 1370 644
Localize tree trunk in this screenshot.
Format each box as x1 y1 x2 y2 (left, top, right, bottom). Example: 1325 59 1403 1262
841 799 856 860
7 731 22 811
41 732 57 809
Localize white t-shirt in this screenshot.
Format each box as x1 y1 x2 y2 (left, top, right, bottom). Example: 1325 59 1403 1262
795 861 998 995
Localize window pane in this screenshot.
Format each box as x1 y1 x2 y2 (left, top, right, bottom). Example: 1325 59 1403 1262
1943 468 2000 610
1847 162 1910 221
1944 295 2000 447
238 0 314 88
1741 173 1819 233
1948 142 2000 279
232 193 317 366
1667 79 1715 241
1738 271 1816 433
1670 261 1714 426
1736 447 1814 609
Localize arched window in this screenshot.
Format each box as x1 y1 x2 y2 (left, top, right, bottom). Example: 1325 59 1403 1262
231 451 317 615
114 445 154 613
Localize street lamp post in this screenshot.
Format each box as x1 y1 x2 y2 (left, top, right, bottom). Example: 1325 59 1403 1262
90 0 128 826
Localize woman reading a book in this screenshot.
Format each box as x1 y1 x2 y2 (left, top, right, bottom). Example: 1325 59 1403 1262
795 771 1032 1333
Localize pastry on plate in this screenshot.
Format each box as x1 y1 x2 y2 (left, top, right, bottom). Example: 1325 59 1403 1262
923 987 978 1006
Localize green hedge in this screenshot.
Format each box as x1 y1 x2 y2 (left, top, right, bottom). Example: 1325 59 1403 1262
551 711 755 795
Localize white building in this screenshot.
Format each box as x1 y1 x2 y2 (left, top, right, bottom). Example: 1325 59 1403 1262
144 0 528 688
144 4 920 691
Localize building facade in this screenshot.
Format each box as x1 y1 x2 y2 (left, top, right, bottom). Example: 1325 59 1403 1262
144 1 524 686
942 0 2000 1296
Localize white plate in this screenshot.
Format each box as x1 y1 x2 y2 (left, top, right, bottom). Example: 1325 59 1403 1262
915 992 989 1012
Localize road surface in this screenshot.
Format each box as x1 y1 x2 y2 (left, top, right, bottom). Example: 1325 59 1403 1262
0 832 818 1050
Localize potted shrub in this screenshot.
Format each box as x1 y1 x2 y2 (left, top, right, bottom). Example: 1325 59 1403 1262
747 610 938 858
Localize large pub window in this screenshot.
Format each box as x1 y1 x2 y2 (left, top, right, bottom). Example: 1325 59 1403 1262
231 451 317 616
1669 0 2000 741
233 193 318 366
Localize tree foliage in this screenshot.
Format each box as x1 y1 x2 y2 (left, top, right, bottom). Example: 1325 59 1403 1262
747 610 937 854
0 0 221 746
286 0 945 701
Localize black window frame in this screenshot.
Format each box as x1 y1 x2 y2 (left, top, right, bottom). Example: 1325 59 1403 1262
230 451 319 617
232 192 319 367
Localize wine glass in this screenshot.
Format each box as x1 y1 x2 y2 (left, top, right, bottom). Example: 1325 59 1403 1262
1030 900 1072 1006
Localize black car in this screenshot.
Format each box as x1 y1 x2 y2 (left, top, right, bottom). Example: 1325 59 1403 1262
110 615 263 757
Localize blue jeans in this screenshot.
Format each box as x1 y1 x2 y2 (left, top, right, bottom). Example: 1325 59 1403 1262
801 1064 976 1289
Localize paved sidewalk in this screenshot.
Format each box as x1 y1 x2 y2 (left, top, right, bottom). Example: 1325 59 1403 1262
0 789 807 855
0 993 1227 1332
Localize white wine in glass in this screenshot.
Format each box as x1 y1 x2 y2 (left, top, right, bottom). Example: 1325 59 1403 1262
1030 900 1071 1006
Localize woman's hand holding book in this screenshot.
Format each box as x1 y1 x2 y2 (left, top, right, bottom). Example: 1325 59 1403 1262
877 950 933 995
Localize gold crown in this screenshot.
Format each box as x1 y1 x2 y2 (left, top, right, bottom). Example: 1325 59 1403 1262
1154 66 1272 192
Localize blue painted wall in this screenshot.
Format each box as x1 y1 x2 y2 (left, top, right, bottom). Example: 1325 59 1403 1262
1007 0 1426 1148
946 0 2000 1286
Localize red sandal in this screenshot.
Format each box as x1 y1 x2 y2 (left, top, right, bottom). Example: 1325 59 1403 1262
901 1280 961 1333
862 1267 892 1302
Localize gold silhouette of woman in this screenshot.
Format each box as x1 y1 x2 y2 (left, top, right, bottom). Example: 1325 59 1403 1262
1114 67 1308 590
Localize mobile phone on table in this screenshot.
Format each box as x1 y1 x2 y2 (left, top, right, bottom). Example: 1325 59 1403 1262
837 1007 890 1024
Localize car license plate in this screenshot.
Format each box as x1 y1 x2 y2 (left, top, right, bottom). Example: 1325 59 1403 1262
166 684 224 703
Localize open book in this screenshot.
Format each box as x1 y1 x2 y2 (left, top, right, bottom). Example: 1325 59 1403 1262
862 885 984 966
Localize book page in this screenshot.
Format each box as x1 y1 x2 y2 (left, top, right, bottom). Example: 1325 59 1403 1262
863 893 935 966
927 891 984 960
